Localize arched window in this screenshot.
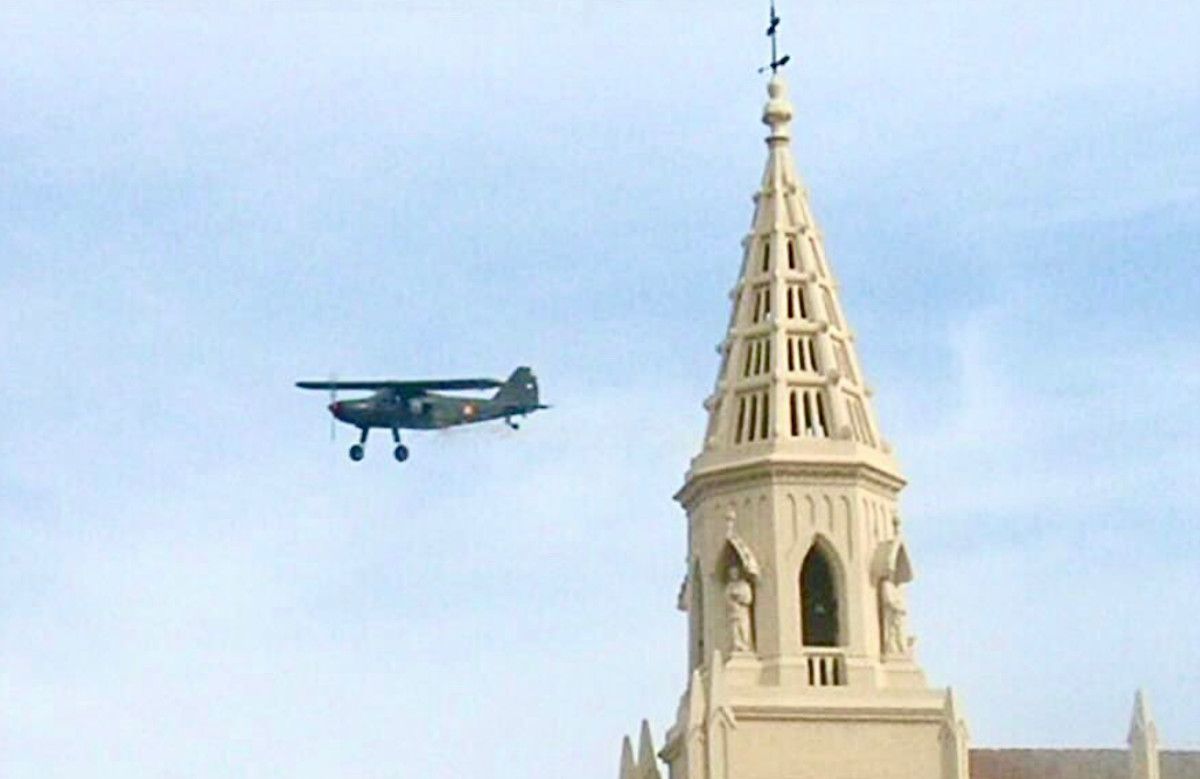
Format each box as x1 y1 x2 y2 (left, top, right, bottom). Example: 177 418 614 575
800 542 841 646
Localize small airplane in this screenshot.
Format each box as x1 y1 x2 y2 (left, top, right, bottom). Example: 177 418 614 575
296 366 547 463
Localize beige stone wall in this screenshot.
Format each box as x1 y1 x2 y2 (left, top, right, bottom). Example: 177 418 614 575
729 718 944 779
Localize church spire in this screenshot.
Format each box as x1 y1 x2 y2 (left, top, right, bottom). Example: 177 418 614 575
1128 690 1161 779
691 73 897 484
672 50 935 686
653 10 967 778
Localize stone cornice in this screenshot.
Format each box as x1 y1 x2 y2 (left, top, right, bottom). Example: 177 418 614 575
675 455 906 508
733 700 945 724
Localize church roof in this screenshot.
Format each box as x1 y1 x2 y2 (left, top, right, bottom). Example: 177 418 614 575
685 75 903 488
969 749 1200 779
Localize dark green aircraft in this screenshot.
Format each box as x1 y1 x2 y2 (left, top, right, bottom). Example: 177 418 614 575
296 366 546 463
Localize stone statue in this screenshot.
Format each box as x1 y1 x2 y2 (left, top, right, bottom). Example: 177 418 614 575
725 564 754 652
880 577 910 657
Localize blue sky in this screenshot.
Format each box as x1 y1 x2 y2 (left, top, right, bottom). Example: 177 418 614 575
1 2 1197 776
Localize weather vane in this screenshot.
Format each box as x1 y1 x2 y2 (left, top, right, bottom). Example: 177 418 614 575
758 0 791 74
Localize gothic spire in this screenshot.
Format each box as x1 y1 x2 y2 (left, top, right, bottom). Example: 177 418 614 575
690 75 898 484
637 720 662 779
619 736 637 779
1128 690 1161 779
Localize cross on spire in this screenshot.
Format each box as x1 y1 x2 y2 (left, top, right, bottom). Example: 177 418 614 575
760 0 791 74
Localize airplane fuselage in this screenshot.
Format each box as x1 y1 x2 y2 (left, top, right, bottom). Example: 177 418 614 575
329 390 537 431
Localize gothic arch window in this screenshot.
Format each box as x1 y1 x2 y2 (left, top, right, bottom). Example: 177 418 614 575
800 540 843 647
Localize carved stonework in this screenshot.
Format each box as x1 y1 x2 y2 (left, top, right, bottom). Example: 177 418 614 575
872 530 915 659
676 567 691 613
725 565 754 652
721 511 760 653
879 578 911 658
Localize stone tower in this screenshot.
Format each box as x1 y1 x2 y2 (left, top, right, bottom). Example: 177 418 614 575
648 75 970 779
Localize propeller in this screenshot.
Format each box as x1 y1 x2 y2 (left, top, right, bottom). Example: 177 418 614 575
328 371 338 442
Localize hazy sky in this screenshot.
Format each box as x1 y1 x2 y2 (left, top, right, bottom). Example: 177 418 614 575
1 2 1197 776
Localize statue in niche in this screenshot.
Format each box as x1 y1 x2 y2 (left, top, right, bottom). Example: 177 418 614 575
872 518 915 659
721 509 761 654
879 576 911 657
725 563 755 653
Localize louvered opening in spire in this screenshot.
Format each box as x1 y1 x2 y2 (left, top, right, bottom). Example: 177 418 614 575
695 76 894 469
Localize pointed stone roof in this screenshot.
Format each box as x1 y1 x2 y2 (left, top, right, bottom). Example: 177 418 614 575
637 720 662 779
619 736 636 779
687 75 902 487
1128 689 1158 745
1129 690 1162 779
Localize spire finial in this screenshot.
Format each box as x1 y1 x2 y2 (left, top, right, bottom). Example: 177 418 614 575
759 1 791 75
761 73 793 139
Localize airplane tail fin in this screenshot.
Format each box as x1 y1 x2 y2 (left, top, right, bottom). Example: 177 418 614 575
493 366 542 411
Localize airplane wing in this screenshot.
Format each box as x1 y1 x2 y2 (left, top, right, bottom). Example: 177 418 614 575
296 378 502 394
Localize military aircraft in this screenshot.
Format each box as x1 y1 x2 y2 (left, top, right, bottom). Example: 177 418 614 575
296 366 547 463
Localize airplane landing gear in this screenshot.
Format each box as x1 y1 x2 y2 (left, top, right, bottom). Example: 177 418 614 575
390 428 409 463
349 428 369 461
505 417 520 430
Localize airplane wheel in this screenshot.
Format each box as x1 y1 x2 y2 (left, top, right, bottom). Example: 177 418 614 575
393 445 410 462
349 444 365 462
